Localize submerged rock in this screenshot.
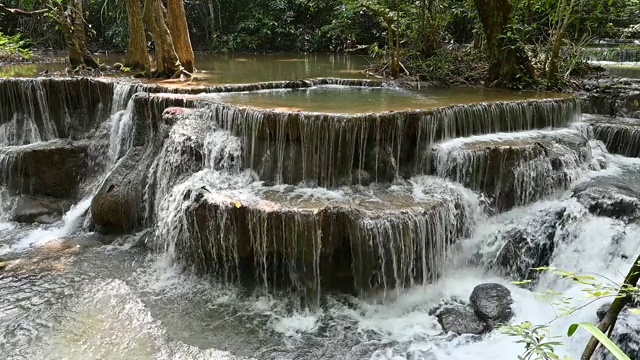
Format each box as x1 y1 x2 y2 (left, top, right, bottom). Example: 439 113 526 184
469 283 514 326
0 140 88 199
10 195 72 224
436 303 488 335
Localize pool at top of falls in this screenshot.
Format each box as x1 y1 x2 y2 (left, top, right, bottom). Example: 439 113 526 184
210 85 569 114
0 53 370 82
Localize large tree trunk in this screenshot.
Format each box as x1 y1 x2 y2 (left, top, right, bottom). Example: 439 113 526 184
143 0 183 77
67 0 99 68
125 0 150 72
473 0 535 88
166 0 195 73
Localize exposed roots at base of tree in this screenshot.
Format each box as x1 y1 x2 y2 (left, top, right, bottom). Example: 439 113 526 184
151 67 193 79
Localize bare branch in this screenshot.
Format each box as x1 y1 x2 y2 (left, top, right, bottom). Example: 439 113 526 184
0 3 48 17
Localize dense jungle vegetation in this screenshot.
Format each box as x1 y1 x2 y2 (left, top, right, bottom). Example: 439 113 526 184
0 0 638 87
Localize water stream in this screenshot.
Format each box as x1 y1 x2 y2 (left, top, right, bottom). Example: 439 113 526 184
0 66 638 360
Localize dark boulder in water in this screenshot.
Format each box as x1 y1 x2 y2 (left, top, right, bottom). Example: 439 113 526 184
572 176 640 223
10 195 72 224
469 283 514 327
435 303 489 335
0 140 88 199
91 148 149 234
494 207 567 281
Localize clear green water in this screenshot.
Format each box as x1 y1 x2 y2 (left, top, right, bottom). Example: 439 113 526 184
0 53 370 83
216 85 566 114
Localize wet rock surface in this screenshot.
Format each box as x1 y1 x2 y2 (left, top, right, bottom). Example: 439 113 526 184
595 308 640 360
90 147 150 234
179 176 474 296
581 78 640 119
91 107 209 234
10 195 72 224
493 207 567 281
0 77 114 143
436 303 488 335
469 283 514 327
0 140 88 199
572 172 640 222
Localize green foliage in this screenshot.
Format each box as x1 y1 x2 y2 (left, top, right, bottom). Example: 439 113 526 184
501 322 567 360
503 265 640 360
567 323 631 360
0 32 33 60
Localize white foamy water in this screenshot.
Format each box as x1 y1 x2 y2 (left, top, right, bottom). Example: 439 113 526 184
0 197 92 255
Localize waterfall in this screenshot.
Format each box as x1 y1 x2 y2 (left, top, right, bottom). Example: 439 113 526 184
0 79 141 249
585 47 640 62
587 115 640 157
195 98 580 187
432 129 592 211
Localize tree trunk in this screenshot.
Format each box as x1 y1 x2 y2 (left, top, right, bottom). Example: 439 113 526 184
125 0 150 72
143 0 183 77
58 16 85 68
166 0 195 73
68 0 99 68
473 0 535 88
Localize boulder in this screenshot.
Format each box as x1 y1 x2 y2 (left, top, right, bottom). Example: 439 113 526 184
572 173 640 223
493 207 566 281
0 140 88 199
436 303 488 335
90 147 149 234
91 107 210 234
469 283 514 326
10 195 72 224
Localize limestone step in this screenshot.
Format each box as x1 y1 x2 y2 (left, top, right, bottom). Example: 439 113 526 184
0 77 114 145
585 114 640 157
432 128 591 212
140 92 579 187
0 140 89 199
157 171 479 300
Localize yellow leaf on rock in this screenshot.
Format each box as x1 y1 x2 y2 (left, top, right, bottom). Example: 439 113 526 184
234 201 242 208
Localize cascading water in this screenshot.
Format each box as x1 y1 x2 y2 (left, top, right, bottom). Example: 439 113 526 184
432 128 594 211
0 80 141 252
3 75 640 360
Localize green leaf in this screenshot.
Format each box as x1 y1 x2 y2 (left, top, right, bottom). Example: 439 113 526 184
568 323 631 360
